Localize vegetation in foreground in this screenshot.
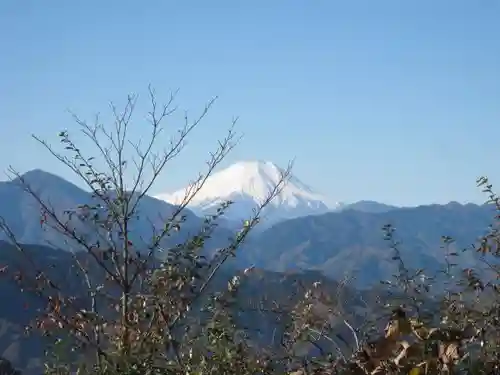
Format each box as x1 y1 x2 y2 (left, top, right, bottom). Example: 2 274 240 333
0 88 499 375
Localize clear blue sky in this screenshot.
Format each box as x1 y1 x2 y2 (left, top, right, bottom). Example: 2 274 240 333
1 1 499 206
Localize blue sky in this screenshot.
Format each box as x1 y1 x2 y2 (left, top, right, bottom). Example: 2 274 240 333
1 1 499 206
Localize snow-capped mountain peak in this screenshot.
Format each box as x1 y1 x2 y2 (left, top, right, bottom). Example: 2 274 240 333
155 160 337 224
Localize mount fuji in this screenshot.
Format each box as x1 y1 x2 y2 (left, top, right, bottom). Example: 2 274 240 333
155 160 340 226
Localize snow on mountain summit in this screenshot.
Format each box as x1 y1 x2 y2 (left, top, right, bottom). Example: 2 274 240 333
155 160 336 224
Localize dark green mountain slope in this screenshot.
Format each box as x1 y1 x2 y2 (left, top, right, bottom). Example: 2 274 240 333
243 202 495 286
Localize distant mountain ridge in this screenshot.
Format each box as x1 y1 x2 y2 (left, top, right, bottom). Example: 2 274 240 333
339 200 398 213
239 201 496 287
0 168 492 289
0 169 234 253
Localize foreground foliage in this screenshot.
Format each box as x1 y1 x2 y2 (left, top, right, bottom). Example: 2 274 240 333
1 88 500 375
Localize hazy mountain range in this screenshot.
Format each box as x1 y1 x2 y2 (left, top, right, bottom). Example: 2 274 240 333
241 202 495 286
0 169 234 253
0 163 494 288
